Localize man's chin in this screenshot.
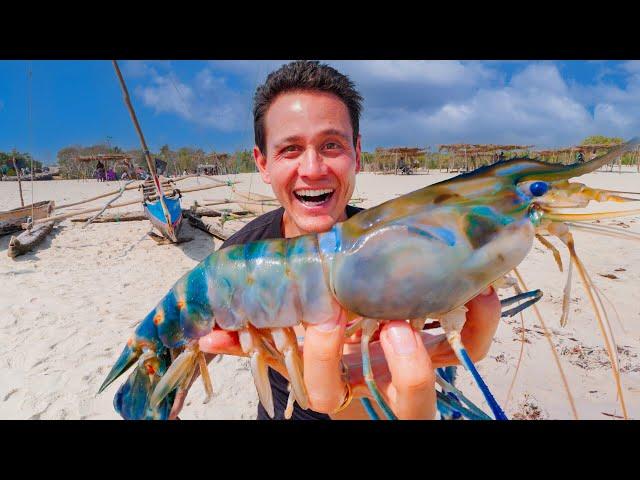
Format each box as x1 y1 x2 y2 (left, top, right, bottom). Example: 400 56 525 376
290 215 339 235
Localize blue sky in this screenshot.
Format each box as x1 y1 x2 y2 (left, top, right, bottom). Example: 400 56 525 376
1 60 639 164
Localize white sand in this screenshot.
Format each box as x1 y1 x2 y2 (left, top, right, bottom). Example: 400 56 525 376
0 169 639 420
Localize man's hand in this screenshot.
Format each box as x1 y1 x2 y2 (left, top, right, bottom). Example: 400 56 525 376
185 286 501 420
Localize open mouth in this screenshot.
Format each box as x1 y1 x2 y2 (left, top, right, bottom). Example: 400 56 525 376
293 188 335 207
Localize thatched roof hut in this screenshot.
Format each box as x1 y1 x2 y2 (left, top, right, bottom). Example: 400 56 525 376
437 144 533 171
372 147 427 174
74 153 133 166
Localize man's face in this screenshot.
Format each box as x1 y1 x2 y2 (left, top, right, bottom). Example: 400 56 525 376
254 91 361 237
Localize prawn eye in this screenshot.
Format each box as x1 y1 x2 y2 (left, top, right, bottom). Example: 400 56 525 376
530 181 549 197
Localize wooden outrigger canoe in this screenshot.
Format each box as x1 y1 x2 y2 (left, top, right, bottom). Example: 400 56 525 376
141 177 184 243
0 201 55 236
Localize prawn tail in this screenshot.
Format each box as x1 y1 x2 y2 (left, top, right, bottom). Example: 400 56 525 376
99 343 141 395
113 348 175 420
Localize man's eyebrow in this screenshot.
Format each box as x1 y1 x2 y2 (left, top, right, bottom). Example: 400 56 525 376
320 129 352 141
273 129 351 146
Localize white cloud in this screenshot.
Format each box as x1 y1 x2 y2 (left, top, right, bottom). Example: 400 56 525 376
137 75 194 119
621 60 640 74
357 62 640 149
134 65 249 132
333 60 496 88
126 61 640 149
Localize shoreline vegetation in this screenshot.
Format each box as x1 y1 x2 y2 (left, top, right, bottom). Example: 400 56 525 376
2 135 638 181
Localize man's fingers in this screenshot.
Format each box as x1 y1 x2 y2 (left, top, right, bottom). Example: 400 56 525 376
379 321 436 420
461 286 501 362
302 310 348 413
198 329 244 356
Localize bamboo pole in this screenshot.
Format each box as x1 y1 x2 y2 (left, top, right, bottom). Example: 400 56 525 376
12 157 24 207
83 180 135 227
176 181 239 195
28 197 142 226
56 181 144 209
203 199 279 208
113 60 176 242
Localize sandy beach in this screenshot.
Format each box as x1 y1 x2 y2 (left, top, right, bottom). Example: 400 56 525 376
1 169 639 420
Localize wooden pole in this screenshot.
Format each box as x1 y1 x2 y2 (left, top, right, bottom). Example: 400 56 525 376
12 157 25 207
112 60 176 241
56 181 144 209
29 197 142 226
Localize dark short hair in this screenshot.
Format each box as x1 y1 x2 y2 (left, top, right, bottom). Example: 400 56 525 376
253 60 363 154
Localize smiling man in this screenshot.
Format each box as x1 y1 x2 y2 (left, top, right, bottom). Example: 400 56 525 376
171 60 501 420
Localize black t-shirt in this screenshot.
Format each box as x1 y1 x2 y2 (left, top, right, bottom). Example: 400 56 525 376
220 205 364 420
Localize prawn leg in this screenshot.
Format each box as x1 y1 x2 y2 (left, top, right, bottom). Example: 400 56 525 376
150 345 198 409
272 327 309 411
500 289 543 318
239 326 275 418
361 318 397 420
439 306 508 420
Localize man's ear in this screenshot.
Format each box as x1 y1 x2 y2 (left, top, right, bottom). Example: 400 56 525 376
254 146 270 184
355 135 362 174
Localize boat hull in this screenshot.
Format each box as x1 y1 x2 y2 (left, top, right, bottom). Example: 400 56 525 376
0 201 55 236
143 195 183 242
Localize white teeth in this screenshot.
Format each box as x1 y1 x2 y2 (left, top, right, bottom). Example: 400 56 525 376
296 189 334 197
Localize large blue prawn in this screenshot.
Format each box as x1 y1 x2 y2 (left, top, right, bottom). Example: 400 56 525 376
99 138 640 420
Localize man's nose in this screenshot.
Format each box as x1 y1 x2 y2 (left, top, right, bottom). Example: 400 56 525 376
298 148 327 178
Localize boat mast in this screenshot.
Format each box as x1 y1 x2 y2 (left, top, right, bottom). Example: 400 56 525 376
111 60 176 242
12 156 25 207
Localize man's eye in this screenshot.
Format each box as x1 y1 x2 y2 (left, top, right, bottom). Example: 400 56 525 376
324 142 340 150
283 146 299 153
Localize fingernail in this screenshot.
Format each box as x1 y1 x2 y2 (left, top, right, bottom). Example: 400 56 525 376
385 322 416 355
314 315 340 332
480 286 494 296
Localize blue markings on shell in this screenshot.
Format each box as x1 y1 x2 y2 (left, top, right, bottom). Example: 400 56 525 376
318 224 340 254
181 265 214 338
407 225 456 246
210 244 248 330
530 181 549 197
136 310 161 346
157 291 187 348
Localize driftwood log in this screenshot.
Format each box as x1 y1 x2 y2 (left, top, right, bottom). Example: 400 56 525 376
68 208 231 223
184 211 230 241
8 221 55 258
70 212 148 223
1 221 23 237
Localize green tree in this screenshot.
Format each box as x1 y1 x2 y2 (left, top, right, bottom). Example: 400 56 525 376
580 135 623 146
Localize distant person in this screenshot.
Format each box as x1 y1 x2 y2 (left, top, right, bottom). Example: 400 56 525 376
106 168 116 181
498 151 505 162
576 151 584 163
121 171 129 180
96 161 106 182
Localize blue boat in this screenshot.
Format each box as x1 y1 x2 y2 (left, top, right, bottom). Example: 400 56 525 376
142 177 183 243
